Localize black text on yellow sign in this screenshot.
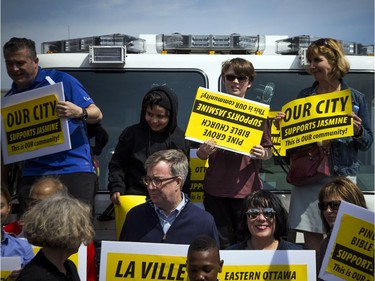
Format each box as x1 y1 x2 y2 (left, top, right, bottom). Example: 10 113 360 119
220 264 307 280
327 214 374 281
280 89 353 149
189 155 208 203
107 253 188 281
268 111 286 156
1 271 12 280
186 88 269 155
1 95 64 155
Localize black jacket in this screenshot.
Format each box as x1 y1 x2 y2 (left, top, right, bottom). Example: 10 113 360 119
16 249 80 281
108 85 190 196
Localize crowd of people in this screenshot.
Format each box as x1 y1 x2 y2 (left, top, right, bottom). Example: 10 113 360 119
1 35 373 281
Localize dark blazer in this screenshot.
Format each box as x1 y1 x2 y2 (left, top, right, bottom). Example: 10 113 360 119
119 197 219 245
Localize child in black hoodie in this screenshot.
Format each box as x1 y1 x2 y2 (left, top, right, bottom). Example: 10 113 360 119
108 85 190 204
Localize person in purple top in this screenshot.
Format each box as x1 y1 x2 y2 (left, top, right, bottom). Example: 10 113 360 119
197 58 273 249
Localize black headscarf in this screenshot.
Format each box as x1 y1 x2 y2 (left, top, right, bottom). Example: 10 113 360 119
140 85 179 133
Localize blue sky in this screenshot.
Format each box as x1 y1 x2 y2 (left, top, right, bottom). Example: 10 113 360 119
1 0 374 90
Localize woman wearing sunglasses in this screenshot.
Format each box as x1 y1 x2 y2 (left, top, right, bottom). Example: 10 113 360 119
227 190 302 250
317 176 367 274
274 38 373 254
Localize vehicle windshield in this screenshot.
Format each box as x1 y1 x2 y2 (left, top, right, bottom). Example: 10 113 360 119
60 69 375 193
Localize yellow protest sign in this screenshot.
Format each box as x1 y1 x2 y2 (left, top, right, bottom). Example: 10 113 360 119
2 94 63 155
326 214 374 281
220 264 307 281
189 149 208 203
279 89 353 150
106 253 187 280
99 242 317 281
104 253 309 281
319 201 374 281
268 111 285 156
114 195 147 240
1 270 12 280
1 83 71 164
185 87 270 155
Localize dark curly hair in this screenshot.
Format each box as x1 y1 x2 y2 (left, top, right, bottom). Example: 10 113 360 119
239 190 289 241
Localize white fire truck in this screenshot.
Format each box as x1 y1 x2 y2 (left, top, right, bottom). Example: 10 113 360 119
38 33 374 240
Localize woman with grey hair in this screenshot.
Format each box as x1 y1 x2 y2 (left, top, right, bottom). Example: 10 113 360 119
16 195 95 281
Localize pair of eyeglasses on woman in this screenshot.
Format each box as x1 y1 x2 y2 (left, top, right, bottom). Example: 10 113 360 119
312 38 329 47
312 38 338 54
225 75 248 82
246 208 276 219
318 200 341 211
142 176 179 188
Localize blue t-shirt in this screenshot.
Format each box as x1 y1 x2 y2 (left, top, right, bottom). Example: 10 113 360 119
6 67 95 175
1 230 34 268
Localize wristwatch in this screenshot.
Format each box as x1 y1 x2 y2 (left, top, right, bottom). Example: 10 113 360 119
81 108 88 120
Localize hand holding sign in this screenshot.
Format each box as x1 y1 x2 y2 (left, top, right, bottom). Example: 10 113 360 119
56 101 84 119
197 138 217 159
349 112 363 137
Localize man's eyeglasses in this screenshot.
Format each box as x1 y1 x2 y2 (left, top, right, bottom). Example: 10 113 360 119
246 208 276 219
318 200 341 211
142 176 179 188
225 75 248 82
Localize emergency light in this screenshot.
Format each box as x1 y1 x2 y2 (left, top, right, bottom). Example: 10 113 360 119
155 33 265 54
41 33 146 55
275 35 373 56
40 33 373 59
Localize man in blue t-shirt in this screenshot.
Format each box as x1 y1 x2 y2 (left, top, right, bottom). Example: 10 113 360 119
2 37 103 213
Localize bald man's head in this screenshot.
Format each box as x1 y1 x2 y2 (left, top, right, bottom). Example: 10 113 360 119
29 177 68 206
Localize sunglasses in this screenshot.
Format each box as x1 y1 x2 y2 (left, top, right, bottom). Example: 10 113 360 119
318 200 341 211
312 38 338 54
312 38 329 47
225 74 248 82
246 208 276 219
